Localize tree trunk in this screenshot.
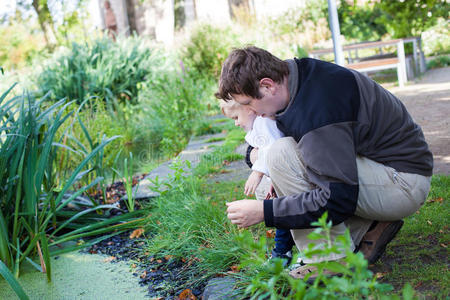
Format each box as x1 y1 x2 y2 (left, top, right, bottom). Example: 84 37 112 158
31 0 57 48
126 0 137 35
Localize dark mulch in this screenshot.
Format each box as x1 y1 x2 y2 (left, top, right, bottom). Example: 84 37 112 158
81 175 206 299
84 232 205 299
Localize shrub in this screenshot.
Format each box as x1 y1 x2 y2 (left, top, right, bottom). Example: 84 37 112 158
374 0 449 38
338 1 388 42
0 22 46 70
35 37 162 105
140 67 209 156
181 23 238 80
427 55 450 69
422 18 450 56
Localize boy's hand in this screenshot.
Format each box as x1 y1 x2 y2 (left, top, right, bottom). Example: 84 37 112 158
244 171 264 196
226 200 264 228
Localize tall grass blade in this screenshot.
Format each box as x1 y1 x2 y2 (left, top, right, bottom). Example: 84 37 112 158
0 260 29 300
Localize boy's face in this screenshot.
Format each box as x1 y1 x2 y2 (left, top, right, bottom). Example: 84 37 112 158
226 105 257 132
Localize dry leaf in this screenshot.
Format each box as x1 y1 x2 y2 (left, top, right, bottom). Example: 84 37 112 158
103 256 116 263
140 271 147 279
156 259 163 263
131 263 137 268
178 288 196 300
165 255 174 260
266 230 276 238
129 228 145 239
229 265 240 273
440 243 447 248
427 220 432 226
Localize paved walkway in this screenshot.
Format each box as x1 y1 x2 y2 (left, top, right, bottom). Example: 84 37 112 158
388 67 450 175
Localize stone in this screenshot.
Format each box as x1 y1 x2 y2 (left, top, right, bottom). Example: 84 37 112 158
202 277 240 300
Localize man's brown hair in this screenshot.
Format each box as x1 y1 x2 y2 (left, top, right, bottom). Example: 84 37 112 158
215 46 289 101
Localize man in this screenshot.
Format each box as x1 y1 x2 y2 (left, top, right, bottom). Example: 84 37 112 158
216 46 433 279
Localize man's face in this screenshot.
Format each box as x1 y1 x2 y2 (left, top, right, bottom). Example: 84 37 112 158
231 82 286 117
232 93 277 118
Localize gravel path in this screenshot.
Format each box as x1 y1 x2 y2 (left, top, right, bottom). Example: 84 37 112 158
388 67 450 175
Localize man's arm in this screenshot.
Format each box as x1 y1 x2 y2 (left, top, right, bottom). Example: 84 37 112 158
264 122 359 229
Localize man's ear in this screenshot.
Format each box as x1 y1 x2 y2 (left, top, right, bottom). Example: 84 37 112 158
259 78 276 93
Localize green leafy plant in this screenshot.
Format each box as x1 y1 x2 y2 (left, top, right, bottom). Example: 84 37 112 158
36 37 161 106
374 0 449 38
141 68 208 156
0 85 144 288
338 1 388 42
236 213 413 299
181 23 238 80
112 152 137 212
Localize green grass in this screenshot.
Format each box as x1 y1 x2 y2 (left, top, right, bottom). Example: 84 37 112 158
141 124 449 298
374 175 449 298
205 136 226 143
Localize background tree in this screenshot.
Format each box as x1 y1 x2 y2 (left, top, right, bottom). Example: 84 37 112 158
374 0 449 38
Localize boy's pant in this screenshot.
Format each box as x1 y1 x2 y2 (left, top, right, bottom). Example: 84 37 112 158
266 137 431 263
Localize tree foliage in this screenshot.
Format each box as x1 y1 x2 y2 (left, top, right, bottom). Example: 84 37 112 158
373 0 449 38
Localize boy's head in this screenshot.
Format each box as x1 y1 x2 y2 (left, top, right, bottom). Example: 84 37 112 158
220 100 256 132
215 46 289 117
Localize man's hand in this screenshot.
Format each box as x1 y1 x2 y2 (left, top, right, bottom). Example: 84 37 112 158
244 171 264 196
226 200 264 228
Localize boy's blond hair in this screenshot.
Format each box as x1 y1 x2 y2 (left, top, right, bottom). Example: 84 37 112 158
219 99 241 117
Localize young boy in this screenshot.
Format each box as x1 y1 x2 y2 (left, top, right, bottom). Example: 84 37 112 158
220 99 295 263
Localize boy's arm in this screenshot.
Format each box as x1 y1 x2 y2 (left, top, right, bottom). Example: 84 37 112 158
244 170 264 196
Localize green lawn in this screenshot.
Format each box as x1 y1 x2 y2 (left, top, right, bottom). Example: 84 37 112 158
374 175 449 299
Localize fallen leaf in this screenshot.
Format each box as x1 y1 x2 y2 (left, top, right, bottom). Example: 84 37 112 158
414 281 423 289
427 220 432 226
156 259 163 263
266 229 275 238
103 256 116 263
440 243 447 248
439 230 444 233
428 197 443 203
165 255 174 260
131 263 136 268
129 228 145 239
229 265 240 273
375 272 387 279
178 288 196 300
140 271 147 279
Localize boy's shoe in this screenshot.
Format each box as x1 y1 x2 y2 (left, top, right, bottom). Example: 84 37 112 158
359 220 404 264
270 249 292 266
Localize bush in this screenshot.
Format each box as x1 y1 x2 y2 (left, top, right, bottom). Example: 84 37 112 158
427 55 450 69
338 1 388 42
374 0 449 38
36 37 162 105
181 23 238 80
422 18 450 56
140 67 209 156
0 22 46 70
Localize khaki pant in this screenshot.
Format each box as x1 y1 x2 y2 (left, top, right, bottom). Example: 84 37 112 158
266 137 431 263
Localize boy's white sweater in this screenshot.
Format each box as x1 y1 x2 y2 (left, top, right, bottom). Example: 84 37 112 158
245 116 284 176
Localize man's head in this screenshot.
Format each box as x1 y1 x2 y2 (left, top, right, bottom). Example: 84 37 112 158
215 46 290 117
220 99 257 132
